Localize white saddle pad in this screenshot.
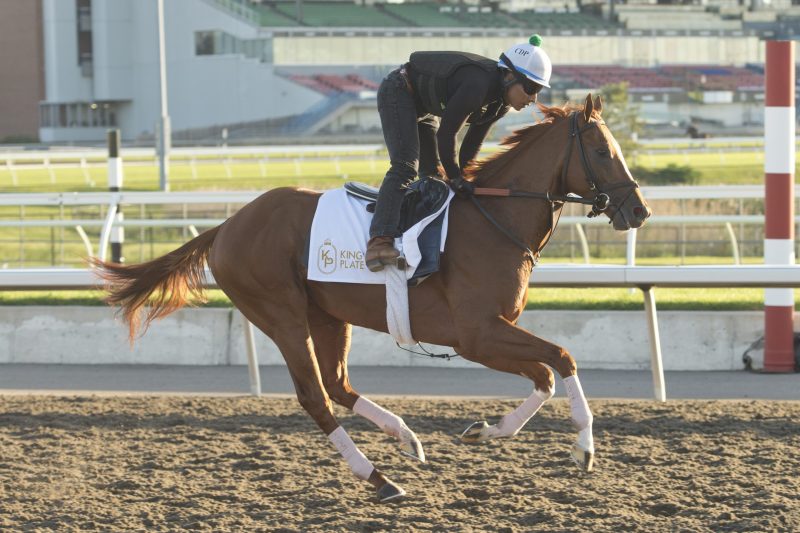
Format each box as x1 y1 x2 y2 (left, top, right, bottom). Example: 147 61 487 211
307 187 453 284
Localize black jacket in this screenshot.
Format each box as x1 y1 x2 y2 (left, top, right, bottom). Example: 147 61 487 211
406 51 509 181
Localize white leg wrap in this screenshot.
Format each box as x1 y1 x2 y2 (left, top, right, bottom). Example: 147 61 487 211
564 374 594 452
327 426 374 481
354 396 426 462
353 396 404 438
489 386 554 438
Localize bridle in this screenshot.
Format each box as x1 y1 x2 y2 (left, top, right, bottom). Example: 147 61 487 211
468 111 641 264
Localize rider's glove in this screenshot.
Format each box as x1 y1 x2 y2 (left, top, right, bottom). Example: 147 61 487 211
449 176 475 196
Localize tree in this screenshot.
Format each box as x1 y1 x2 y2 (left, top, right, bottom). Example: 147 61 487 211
598 82 642 163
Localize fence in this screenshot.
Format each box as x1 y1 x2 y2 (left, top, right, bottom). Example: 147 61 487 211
0 185 796 268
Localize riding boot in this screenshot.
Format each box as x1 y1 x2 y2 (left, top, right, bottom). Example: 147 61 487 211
365 236 402 272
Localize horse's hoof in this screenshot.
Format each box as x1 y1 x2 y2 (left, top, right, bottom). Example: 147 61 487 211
460 420 489 443
570 443 595 472
376 479 406 503
399 427 426 463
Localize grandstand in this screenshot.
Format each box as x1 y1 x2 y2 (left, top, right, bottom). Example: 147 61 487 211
289 73 379 95
32 0 797 144
168 1 799 141
660 66 765 92
251 1 622 31
272 2 400 26
556 66 682 90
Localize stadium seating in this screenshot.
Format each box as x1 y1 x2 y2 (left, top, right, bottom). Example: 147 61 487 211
272 2 400 26
252 3 301 26
556 66 680 90
659 66 764 91
381 2 464 27
554 64 765 92
258 1 618 30
512 11 619 31
445 6 516 28
288 73 378 95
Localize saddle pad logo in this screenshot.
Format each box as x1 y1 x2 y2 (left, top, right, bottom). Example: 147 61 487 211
318 239 337 274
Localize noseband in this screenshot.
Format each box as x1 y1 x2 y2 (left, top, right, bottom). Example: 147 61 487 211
469 111 640 264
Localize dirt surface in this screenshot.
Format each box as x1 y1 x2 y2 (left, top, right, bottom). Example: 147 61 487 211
0 396 798 532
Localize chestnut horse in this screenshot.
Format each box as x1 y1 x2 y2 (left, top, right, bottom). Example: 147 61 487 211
92 95 651 503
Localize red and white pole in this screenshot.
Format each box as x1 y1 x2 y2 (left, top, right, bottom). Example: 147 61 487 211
764 40 796 373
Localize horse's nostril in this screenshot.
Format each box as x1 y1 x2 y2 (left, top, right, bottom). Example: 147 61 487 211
633 206 645 220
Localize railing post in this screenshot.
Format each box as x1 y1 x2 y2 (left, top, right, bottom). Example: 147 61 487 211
107 129 124 263
242 311 262 397
641 286 666 402
627 228 638 294
764 40 796 373
575 223 591 264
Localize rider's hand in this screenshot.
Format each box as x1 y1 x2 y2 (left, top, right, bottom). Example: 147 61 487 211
449 176 475 196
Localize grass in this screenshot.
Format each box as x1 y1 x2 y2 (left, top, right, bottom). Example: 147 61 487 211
0 159 385 193
2 148 798 192
0 148 791 309
0 284 787 311
525 287 779 311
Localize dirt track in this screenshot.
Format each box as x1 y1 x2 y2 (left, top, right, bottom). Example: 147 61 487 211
0 396 798 532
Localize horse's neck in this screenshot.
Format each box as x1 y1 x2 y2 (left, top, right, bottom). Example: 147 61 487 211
472 120 567 253
476 122 564 192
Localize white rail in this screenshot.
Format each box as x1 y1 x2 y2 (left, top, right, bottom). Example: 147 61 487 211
0 185 792 207
0 186 795 273
0 145 385 164
0 186 794 268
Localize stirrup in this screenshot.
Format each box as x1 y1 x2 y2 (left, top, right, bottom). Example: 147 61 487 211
366 255 407 272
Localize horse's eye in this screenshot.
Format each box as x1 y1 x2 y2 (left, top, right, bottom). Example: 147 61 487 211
596 148 610 156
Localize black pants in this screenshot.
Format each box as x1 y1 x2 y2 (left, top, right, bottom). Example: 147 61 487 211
370 68 441 238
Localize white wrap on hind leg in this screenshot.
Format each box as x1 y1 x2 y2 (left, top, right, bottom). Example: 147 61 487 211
327 426 374 481
564 374 594 454
353 396 425 462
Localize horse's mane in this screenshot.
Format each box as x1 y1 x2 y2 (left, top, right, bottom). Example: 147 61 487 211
466 102 597 183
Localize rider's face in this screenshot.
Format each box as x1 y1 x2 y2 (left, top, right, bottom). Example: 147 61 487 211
504 76 540 111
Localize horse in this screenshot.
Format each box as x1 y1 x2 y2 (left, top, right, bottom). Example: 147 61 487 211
686 124 711 139
91 94 651 503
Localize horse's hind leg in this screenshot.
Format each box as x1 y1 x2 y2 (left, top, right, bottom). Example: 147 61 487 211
458 356 554 444
307 303 425 463
226 289 405 502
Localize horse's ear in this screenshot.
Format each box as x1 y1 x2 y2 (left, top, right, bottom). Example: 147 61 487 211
593 94 603 115
583 94 594 122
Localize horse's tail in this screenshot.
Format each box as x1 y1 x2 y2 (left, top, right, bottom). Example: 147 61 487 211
89 225 222 341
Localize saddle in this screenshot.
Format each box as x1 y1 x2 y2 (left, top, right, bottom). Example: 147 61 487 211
344 177 451 286
344 176 450 233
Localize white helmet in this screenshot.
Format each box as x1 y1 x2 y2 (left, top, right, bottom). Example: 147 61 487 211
498 34 552 89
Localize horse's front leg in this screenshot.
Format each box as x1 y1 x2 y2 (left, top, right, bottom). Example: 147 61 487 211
458 355 554 442
456 317 595 472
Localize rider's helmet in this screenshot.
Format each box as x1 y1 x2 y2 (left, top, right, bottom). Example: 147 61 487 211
498 34 552 92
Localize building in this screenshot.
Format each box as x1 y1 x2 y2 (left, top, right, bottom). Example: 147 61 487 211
34 0 796 143
0 0 45 142
39 0 323 142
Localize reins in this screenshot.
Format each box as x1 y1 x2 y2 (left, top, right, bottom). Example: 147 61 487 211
466 111 639 264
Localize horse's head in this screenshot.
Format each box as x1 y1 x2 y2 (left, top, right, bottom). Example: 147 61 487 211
559 94 651 231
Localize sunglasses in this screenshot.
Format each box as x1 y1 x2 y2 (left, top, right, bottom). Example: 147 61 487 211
500 53 543 97
518 76 543 97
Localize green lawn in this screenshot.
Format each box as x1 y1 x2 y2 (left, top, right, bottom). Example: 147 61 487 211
1 147 796 192
0 284 788 312
0 147 792 309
